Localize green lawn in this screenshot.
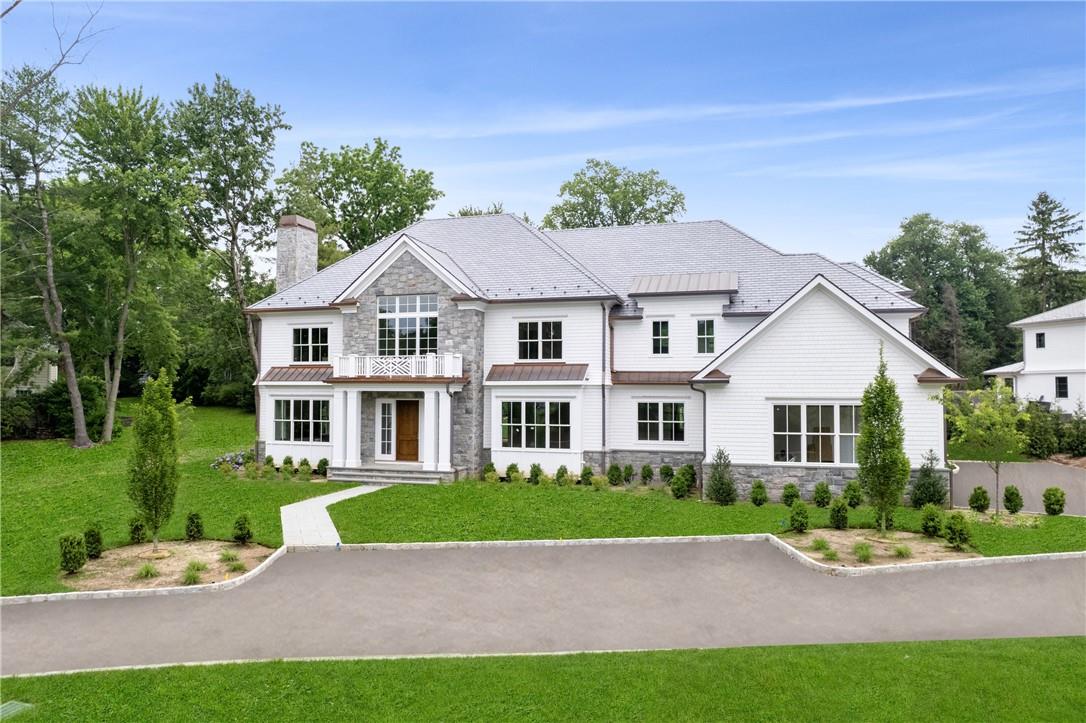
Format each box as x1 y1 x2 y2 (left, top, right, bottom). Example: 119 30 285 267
0 403 350 596
329 482 1086 557
2 638 1082 721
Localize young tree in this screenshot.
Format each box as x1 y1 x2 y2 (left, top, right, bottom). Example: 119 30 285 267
705 447 738 505
171 75 289 371
856 347 910 533
1012 192 1085 315
277 138 443 252
0 66 92 446
541 159 686 230
128 370 181 551
68 85 188 442
938 379 1028 513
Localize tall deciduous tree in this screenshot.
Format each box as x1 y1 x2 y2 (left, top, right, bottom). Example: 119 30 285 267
938 379 1027 514
0 66 92 446
68 85 188 442
864 214 1019 380
277 138 443 252
541 159 686 230
128 370 181 551
171 75 288 371
1011 192 1085 315
857 347 910 533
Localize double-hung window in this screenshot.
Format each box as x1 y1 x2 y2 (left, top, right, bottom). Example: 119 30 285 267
273 399 330 443
637 402 685 441
697 319 715 354
377 294 438 356
518 321 563 360
652 321 669 354
774 403 861 464
500 400 571 449
1056 376 1069 399
292 327 329 362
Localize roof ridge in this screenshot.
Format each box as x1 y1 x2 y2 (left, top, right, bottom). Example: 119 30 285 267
841 261 912 292
514 215 618 297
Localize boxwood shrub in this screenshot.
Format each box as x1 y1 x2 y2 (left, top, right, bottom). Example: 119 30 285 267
968 486 990 513
813 481 831 508
920 504 944 537
781 483 800 507
1043 486 1066 516
829 497 848 529
1003 485 1024 514
186 512 204 542
789 501 809 533
944 511 971 550
843 479 863 508
83 522 103 559
750 480 768 507
59 534 87 574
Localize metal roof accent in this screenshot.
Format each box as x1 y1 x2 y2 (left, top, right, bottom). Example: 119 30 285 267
915 367 967 384
324 374 470 385
629 271 738 297
612 370 730 384
486 363 589 383
260 365 333 383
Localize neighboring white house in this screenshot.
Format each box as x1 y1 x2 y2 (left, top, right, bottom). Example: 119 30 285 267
247 214 962 496
984 298 1086 414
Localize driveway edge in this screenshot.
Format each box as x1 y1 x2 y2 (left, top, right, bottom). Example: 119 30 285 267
0 546 287 606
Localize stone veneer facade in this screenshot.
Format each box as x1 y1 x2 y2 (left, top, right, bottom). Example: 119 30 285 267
730 463 950 502
581 449 705 487
341 252 485 476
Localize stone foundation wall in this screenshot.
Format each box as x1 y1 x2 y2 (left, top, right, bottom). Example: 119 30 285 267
731 464 950 502
582 449 705 487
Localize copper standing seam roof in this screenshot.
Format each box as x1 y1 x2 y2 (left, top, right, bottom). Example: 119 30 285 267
260 365 334 383
486 363 590 383
628 271 739 296
324 375 471 384
915 367 967 384
612 370 731 384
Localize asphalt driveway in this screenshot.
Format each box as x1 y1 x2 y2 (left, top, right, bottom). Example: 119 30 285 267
952 460 1086 516
2 539 1084 676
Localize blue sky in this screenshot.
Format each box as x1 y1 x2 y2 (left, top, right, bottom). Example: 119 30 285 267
5 1 1084 260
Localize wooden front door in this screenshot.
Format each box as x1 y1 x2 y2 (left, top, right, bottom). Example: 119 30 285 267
395 400 419 461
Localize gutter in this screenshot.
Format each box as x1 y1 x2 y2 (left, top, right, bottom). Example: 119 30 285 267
689 380 707 501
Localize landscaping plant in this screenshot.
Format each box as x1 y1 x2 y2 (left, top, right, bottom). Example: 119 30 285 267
853 542 873 563
829 497 849 530
910 450 947 508
607 464 623 486
920 504 944 537
1042 487 1066 516
1003 485 1024 515
622 464 634 485
127 371 181 551
233 514 253 544
282 455 295 478
185 512 204 541
640 465 653 485
483 469 500 484
186 560 208 573
529 463 543 485
219 550 239 563
894 545 912 559
579 465 593 486
780 483 800 507
182 568 201 585
812 481 831 508
789 501 809 533
842 479 863 508
482 461 496 477
969 486 990 514
555 465 571 486
822 548 839 561
938 379 1027 513
129 516 148 544
750 480 768 506
83 522 103 559
135 563 159 579
1024 402 1060 459
59 534 87 574
944 512 971 550
316 458 329 477
264 455 274 468
505 463 520 481
811 537 829 552
227 561 246 573
297 458 312 481
706 448 738 505
1061 404 1086 457
670 465 695 499
858 348 910 533
659 465 674 485
243 461 259 479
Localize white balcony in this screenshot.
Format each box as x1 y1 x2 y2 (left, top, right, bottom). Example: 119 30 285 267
333 353 463 378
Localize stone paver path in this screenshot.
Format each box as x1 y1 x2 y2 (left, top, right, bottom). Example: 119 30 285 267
280 485 384 546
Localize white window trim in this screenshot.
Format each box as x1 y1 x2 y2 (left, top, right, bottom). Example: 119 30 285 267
377 294 438 356
651 320 671 356
272 397 332 444
769 401 862 467
517 320 564 361
636 400 687 445
374 398 397 461
498 398 573 451
695 318 716 356
291 326 330 363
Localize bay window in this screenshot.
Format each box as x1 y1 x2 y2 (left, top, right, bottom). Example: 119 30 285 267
273 399 330 443
500 400 571 449
377 294 438 356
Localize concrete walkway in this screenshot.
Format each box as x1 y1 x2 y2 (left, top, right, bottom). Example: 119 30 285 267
952 461 1086 516
279 485 384 546
2 539 1083 676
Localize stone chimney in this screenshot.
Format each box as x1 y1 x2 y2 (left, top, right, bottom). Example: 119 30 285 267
276 215 318 291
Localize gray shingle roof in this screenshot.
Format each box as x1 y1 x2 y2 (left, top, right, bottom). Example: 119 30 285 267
1009 298 1086 326
250 215 922 314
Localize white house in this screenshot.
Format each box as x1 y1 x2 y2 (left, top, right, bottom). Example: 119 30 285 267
247 214 962 496
984 299 1086 413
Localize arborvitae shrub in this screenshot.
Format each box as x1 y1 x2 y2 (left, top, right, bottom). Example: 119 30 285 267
968 486 990 513
813 481 832 508
129 517 147 544
781 483 800 507
750 480 768 506
1003 485 1024 514
670 466 695 499
843 480 863 508
1043 487 1066 516
622 464 634 484
1024 403 1061 459
297 459 312 480
482 461 496 477
920 504 944 537
579 465 593 485
607 464 623 486
944 512 971 550
59 534 87 574
910 450 948 508
555 465 571 486
233 514 253 544
264 455 274 468
505 463 520 480
829 498 849 529
790 501 809 533
282 456 294 477
83 522 103 559
186 512 204 541
640 465 653 485
528 463 543 485
706 448 737 505
316 458 329 477
659 465 674 485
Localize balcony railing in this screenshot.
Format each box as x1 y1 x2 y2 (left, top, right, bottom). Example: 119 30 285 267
333 353 463 378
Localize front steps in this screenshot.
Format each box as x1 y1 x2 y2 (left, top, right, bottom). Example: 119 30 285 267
328 465 450 485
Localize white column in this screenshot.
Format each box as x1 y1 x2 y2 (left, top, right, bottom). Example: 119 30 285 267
438 388 453 472
331 390 346 467
345 390 361 468
421 391 438 471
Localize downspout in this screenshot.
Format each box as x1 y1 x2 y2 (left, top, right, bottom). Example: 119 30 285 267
601 301 609 472
689 381 707 500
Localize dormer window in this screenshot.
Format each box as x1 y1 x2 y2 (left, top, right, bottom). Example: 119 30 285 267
518 321 562 360
378 294 438 356
293 327 329 362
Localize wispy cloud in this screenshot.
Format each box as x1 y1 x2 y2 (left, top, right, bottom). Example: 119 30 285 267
341 71 1081 140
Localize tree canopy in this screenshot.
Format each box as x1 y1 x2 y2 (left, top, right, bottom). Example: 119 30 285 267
541 159 686 229
1011 192 1085 315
